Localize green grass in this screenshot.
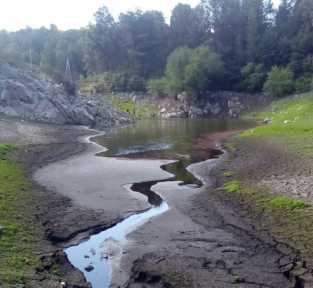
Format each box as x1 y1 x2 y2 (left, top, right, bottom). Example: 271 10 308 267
244 93 313 138
223 181 241 193
220 180 313 262
242 93 313 153
268 196 310 210
0 144 40 284
109 96 157 119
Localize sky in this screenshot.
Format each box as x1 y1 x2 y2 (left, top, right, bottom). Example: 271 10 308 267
0 0 281 32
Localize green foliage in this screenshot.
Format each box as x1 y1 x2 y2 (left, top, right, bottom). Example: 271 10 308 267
184 46 224 92
170 4 208 49
109 96 157 119
263 66 294 97
295 76 312 93
152 46 224 96
146 78 168 97
165 47 193 94
223 181 241 193
79 72 145 95
0 144 14 159
241 63 266 92
268 196 310 210
0 0 313 95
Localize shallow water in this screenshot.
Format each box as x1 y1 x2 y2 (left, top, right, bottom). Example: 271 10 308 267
66 202 169 288
65 118 252 288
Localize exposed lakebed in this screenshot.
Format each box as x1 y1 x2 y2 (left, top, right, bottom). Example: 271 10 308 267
35 119 253 288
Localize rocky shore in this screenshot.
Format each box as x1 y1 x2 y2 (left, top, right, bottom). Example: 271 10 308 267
0 64 132 129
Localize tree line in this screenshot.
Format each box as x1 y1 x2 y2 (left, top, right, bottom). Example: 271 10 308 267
0 0 312 98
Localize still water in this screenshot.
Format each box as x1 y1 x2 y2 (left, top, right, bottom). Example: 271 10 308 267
65 118 252 288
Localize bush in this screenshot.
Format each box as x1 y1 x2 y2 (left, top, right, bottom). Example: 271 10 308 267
157 46 224 96
165 47 193 94
295 75 312 93
146 78 168 97
79 72 145 95
263 66 294 98
241 63 266 92
184 46 224 92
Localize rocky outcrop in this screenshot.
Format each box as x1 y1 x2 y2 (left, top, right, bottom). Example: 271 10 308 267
0 64 131 129
158 91 268 119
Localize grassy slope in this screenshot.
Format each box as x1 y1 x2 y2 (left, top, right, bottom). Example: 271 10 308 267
220 93 313 263
0 144 41 284
244 93 313 153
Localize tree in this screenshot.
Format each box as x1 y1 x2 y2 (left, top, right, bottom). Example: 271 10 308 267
164 47 193 93
241 63 266 92
170 4 208 50
263 66 294 97
84 6 123 73
200 0 246 86
184 46 224 92
119 10 169 78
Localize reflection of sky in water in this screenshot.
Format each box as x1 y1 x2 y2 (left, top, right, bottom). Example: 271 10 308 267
115 141 172 156
96 119 253 158
65 202 169 288
66 119 254 288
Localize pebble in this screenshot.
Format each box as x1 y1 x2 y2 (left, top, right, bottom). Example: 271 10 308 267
85 264 95 272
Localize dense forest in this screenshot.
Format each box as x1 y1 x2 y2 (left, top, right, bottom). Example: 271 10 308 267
1 0 312 98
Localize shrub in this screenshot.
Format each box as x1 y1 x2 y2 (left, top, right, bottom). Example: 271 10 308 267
263 66 294 98
146 78 168 97
295 75 312 93
161 46 224 95
241 63 266 92
184 46 224 92
79 72 145 95
165 47 193 94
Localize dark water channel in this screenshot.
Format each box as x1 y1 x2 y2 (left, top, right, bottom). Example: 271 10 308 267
65 119 252 288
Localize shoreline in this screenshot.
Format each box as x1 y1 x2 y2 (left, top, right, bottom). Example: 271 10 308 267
0 117 308 287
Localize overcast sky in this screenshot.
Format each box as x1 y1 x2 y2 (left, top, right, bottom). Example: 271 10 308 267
0 0 281 31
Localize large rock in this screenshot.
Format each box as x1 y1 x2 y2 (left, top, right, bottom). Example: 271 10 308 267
0 65 131 129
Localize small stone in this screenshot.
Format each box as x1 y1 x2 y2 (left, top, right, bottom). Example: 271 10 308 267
234 277 246 283
60 281 67 288
85 264 95 272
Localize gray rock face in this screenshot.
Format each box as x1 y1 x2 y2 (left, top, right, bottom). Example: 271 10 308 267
158 91 268 119
0 65 131 129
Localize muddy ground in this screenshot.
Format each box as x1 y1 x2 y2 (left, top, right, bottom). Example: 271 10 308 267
119 140 305 288
0 118 310 288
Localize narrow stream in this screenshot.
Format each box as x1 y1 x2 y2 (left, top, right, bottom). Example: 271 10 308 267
64 119 253 288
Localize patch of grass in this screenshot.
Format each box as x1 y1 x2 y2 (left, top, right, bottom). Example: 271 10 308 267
109 96 157 119
223 181 241 193
218 179 313 263
0 144 40 284
243 93 313 153
268 196 310 210
0 144 14 159
223 171 234 178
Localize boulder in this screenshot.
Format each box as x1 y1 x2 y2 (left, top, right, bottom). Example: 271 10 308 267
0 65 132 129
